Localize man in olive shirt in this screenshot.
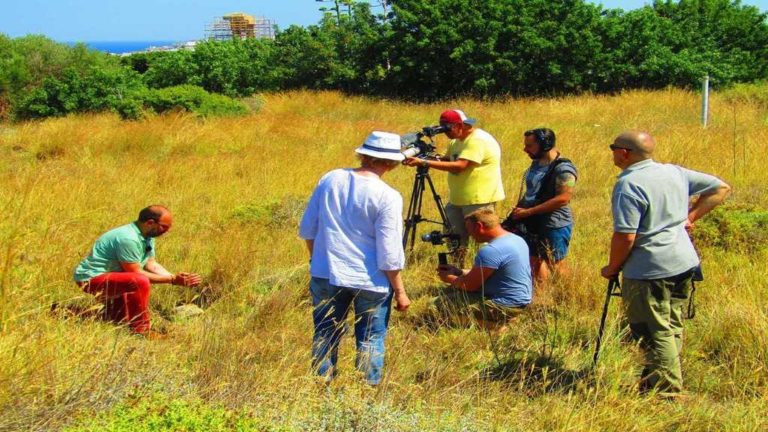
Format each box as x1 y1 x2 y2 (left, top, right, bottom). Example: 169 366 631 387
74 205 201 335
405 109 505 261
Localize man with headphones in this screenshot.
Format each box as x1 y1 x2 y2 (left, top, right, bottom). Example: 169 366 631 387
503 128 577 285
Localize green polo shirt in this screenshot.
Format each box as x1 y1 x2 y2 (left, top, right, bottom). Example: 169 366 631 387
73 222 155 282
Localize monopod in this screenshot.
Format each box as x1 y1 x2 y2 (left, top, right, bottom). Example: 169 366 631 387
592 276 621 368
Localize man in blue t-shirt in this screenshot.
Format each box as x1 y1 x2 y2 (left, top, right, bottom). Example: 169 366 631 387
435 208 532 325
602 130 730 394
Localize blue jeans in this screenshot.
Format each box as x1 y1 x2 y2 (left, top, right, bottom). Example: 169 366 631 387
309 277 392 385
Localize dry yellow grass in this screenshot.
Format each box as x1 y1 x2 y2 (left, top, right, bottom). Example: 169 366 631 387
0 89 766 431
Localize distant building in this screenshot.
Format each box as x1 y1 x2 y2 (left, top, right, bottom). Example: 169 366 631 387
205 13 276 41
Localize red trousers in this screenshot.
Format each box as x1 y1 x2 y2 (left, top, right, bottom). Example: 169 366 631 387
81 272 151 334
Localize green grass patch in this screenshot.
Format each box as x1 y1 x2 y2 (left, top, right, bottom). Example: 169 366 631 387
231 196 307 227
693 205 768 252
721 81 768 108
64 394 271 432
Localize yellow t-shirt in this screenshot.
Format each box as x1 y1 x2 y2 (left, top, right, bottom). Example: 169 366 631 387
446 128 505 206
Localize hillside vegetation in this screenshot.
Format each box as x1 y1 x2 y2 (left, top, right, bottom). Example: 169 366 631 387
2 0 768 121
0 89 767 431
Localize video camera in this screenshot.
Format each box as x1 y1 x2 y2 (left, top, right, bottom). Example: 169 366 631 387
421 230 459 245
400 125 448 159
421 230 460 266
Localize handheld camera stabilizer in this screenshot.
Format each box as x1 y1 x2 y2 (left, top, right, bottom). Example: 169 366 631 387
401 126 459 255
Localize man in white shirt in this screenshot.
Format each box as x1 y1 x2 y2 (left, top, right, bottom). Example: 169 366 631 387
299 131 410 385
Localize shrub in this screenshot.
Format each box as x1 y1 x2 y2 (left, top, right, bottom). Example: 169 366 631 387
13 66 144 120
196 92 249 118
141 85 250 118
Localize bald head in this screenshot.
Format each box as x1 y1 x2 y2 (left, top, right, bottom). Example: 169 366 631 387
613 131 655 159
138 205 170 223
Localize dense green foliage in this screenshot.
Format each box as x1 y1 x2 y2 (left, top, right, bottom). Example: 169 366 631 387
141 85 250 118
14 66 145 120
0 36 249 120
1 0 767 119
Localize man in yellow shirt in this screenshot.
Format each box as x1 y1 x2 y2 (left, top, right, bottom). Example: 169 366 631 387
405 109 505 260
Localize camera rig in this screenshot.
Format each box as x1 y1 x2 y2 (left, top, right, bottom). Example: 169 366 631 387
400 124 456 257
400 125 448 159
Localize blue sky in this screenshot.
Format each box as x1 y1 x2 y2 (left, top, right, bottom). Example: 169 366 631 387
1 0 767 42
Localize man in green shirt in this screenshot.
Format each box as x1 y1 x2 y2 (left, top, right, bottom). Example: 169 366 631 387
405 109 505 262
74 205 202 335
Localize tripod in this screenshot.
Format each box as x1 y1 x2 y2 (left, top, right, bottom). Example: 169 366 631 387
402 164 452 251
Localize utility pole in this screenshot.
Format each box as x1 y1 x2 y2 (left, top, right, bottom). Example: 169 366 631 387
701 74 710 128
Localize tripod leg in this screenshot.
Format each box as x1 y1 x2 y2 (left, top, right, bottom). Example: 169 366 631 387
423 173 451 231
409 174 426 250
593 277 618 368
403 172 424 250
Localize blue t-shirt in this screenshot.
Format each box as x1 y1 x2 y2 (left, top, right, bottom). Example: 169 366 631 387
612 160 724 279
474 233 532 307
521 158 577 229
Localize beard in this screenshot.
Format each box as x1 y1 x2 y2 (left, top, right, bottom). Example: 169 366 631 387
147 228 164 238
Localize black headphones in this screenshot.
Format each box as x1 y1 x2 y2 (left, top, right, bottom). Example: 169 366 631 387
525 128 555 153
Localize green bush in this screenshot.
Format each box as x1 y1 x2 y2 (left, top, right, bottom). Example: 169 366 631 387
141 85 249 118
196 92 249 117
140 84 208 113
14 66 145 120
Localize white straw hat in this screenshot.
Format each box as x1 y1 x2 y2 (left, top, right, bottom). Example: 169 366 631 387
355 131 405 161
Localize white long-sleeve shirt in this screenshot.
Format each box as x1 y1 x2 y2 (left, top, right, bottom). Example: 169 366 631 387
299 169 405 292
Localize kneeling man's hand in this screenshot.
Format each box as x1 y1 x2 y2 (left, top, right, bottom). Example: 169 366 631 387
173 272 203 287
437 264 461 282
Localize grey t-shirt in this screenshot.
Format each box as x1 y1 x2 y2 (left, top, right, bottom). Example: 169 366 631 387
521 159 578 228
612 160 723 279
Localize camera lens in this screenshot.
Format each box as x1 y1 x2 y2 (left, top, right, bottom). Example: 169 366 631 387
401 146 420 159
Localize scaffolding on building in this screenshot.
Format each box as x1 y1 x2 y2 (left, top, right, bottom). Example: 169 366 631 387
205 13 275 41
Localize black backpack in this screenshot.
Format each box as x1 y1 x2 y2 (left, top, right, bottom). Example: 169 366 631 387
502 158 576 237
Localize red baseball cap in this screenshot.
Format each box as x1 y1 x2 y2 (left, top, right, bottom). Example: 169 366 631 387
439 109 477 126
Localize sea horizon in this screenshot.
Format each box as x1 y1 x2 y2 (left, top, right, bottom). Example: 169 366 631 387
64 40 188 54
